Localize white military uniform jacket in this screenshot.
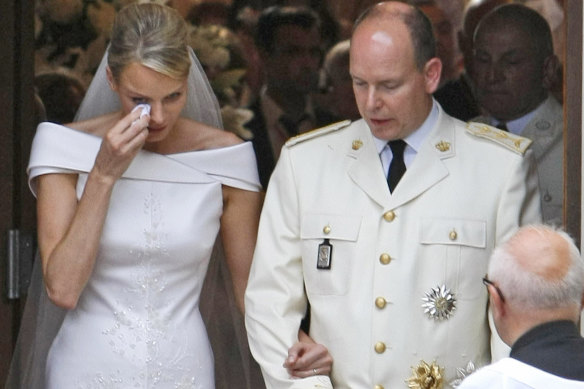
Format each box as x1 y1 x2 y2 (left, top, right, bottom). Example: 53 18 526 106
245 106 542 389
473 95 563 225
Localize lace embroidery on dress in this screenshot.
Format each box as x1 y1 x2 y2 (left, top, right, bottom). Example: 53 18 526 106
87 192 201 388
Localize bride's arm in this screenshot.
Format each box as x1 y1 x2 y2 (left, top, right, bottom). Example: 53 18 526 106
38 110 148 309
220 185 263 313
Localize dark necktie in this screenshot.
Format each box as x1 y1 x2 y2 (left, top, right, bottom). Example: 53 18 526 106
387 140 407 193
496 122 508 131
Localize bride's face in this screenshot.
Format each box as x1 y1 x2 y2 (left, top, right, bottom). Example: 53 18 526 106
110 62 188 144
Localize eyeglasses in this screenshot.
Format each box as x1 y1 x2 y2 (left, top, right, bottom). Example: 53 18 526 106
482 275 506 303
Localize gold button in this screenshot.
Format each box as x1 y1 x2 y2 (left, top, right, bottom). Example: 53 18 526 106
374 342 386 353
374 385 384 389
383 211 395 222
375 297 387 309
323 225 331 234
379 253 392 265
449 229 457 241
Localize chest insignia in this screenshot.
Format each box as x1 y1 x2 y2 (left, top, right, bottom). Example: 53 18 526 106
406 360 445 389
422 284 456 321
448 361 478 387
317 238 333 270
535 120 551 130
435 140 451 152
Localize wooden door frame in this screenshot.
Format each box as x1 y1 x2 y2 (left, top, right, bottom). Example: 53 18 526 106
0 0 36 385
564 0 582 247
0 1 19 384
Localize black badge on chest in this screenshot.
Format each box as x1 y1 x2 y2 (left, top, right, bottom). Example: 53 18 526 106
317 239 333 270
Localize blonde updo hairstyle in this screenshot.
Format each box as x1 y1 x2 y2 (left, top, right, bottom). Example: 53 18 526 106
107 2 191 82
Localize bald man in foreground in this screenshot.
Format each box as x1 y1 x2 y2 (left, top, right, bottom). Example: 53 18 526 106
245 2 541 388
460 225 584 388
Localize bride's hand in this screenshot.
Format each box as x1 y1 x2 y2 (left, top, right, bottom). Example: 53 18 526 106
93 107 150 183
283 334 333 379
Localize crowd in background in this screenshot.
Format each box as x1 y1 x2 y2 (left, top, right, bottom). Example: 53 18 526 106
32 0 564 131
33 0 567 224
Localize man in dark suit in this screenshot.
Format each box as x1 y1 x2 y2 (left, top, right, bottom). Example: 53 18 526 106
471 4 563 226
247 6 335 188
460 224 584 388
433 0 509 121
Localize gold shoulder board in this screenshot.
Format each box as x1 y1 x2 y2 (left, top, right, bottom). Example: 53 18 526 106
286 120 351 147
465 122 532 155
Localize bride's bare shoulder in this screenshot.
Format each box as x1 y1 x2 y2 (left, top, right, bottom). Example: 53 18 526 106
181 118 243 150
65 112 120 137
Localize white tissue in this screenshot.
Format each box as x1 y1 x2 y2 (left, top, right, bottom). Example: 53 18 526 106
131 104 151 125
133 103 151 118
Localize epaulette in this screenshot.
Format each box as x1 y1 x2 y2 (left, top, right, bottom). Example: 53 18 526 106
285 120 351 147
465 122 532 155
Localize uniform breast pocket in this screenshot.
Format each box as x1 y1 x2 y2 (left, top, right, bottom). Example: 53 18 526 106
300 213 362 296
419 218 488 300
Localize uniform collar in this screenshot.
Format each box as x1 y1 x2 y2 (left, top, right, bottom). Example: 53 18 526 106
491 95 548 135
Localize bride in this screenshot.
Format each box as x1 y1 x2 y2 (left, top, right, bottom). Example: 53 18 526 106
8 3 331 388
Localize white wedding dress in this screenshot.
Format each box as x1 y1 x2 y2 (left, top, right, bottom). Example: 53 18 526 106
27 123 261 388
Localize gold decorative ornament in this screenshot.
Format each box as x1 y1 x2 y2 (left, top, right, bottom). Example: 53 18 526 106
323 225 331 234
465 123 532 155
435 141 450 152
352 139 363 150
422 285 456 320
406 360 445 389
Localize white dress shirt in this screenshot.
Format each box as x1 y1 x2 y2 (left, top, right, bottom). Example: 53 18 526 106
375 100 439 177
459 358 584 388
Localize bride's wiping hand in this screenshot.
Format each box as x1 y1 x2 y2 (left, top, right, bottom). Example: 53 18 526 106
93 106 150 183
284 331 333 379
37 104 150 310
